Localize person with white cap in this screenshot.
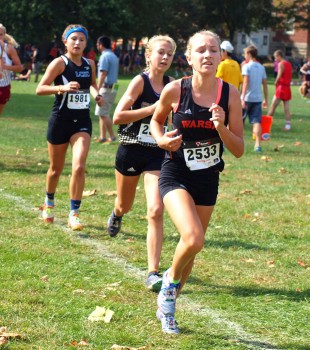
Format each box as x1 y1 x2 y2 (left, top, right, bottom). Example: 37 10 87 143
216 40 243 91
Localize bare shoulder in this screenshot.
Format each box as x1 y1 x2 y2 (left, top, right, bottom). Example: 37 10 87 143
228 83 240 98
164 78 181 93
127 74 145 91
161 79 182 106
46 56 66 75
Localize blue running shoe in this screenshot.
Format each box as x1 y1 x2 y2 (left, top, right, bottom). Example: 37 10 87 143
107 211 122 237
156 309 179 334
157 269 180 316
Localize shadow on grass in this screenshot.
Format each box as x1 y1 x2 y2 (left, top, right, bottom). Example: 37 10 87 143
222 335 281 350
185 277 310 302
205 239 267 251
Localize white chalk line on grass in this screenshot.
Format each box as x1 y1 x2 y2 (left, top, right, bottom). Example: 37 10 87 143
0 189 282 350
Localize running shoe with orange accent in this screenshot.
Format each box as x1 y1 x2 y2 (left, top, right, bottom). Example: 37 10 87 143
42 204 54 223
68 213 83 231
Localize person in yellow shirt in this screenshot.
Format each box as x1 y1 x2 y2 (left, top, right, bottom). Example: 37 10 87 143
216 40 243 91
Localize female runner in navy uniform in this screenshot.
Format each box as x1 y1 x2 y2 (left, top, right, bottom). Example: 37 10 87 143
150 30 244 334
36 24 103 230
107 35 176 291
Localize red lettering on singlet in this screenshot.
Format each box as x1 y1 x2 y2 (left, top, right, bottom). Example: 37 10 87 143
181 119 215 129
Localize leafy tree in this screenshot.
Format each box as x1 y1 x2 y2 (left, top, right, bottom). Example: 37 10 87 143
277 0 310 31
196 0 277 42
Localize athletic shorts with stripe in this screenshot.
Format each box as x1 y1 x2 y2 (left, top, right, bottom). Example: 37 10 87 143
115 144 165 176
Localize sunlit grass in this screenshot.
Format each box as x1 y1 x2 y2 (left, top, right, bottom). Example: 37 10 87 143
0 77 309 349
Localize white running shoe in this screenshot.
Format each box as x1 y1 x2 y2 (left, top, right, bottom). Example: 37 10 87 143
42 204 54 223
68 213 83 231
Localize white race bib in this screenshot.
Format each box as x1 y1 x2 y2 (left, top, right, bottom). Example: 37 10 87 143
67 90 90 109
183 138 221 171
138 120 168 144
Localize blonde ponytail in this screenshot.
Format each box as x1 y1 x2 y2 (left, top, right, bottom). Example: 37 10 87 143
0 24 19 48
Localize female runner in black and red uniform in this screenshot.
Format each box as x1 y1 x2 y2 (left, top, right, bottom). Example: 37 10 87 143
151 30 244 334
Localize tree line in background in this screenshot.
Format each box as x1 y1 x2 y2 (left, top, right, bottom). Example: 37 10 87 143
1 0 309 58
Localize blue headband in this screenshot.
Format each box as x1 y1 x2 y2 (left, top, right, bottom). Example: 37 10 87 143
64 27 88 41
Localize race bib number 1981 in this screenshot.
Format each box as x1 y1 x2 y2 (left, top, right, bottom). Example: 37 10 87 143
67 90 90 110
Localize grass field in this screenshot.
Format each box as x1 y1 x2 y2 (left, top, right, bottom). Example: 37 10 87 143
0 74 309 350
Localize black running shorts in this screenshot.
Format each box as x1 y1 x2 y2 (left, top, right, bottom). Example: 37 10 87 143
159 158 219 206
115 144 165 176
47 117 92 144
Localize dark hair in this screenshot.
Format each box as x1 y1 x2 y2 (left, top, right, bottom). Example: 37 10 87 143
97 36 111 49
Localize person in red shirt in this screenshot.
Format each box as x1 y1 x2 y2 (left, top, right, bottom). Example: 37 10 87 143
268 50 293 131
85 46 96 61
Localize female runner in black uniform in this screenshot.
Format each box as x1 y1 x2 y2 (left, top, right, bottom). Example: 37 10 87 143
107 35 176 291
151 30 244 334
36 24 103 230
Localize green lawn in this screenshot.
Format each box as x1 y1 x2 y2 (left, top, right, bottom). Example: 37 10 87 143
0 76 309 350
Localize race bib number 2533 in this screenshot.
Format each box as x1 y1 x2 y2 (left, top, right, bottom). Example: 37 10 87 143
183 138 221 171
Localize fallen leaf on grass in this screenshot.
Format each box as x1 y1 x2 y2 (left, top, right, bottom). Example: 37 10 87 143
267 260 275 265
267 260 275 268
105 190 117 196
40 275 49 282
107 281 121 288
78 339 89 346
0 337 8 345
88 306 114 323
126 238 135 243
111 345 148 350
278 168 287 173
82 189 97 197
297 260 308 268
0 327 25 341
261 156 271 162
242 258 255 263
294 141 302 146
66 339 90 347
239 189 253 195
274 144 285 152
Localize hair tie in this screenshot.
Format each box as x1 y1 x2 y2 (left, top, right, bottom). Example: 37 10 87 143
64 27 88 41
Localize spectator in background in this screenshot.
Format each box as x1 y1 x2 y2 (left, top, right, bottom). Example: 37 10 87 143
216 40 243 91
15 65 32 81
174 54 187 77
0 23 24 115
267 50 293 131
85 46 96 62
241 45 268 152
273 58 278 78
95 35 119 143
122 50 131 75
31 44 42 82
299 57 310 98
